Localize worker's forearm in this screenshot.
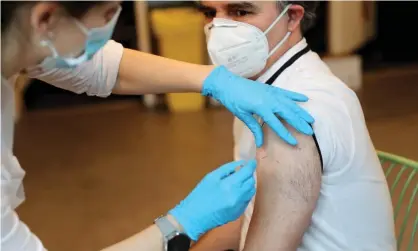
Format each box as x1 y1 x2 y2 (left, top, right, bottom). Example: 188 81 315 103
101 224 164 251
102 215 183 251
191 218 242 251
113 48 214 95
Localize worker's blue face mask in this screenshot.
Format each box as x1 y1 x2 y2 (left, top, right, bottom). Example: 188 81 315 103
39 6 121 69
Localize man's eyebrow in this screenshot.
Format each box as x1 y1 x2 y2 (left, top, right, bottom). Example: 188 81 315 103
195 2 215 12
227 1 259 11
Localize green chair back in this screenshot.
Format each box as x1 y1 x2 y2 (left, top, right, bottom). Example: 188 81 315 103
378 151 418 251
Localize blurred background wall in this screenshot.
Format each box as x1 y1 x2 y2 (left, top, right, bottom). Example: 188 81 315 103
19 1 418 111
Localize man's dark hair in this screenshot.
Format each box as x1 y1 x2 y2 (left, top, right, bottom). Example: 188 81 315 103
277 1 319 33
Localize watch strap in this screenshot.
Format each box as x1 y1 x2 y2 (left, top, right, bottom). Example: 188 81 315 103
155 216 178 240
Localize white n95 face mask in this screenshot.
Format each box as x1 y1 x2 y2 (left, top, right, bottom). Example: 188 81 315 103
39 6 122 70
205 5 291 78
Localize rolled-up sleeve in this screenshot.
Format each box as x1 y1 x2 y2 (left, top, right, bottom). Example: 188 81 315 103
2 164 45 251
26 40 124 97
1 204 45 251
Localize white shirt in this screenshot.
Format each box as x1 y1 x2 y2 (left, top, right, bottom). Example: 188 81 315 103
1 40 124 251
236 39 396 251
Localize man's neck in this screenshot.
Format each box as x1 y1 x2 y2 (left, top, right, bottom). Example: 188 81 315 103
250 32 303 81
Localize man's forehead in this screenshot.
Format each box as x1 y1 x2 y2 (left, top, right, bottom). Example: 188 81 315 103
199 1 261 9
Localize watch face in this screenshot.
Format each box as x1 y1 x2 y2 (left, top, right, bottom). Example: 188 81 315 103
167 233 191 251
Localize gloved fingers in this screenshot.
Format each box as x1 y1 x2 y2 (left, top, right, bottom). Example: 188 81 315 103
212 160 247 180
240 179 257 202
280 98 315 125
236 112 264 147
275 107 313 136
278 88 309 102
295 106 315 125
224 159 257 185
241 174 256 190
273 103 312 136
260 112 297 146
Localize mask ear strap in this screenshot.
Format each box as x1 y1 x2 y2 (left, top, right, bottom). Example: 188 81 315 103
73 20 89 35
268 31 291 57
264 4 291 35
40 38 59 58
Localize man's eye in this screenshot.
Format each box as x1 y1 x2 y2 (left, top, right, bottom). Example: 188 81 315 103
232 10 250 17
203 10 216 19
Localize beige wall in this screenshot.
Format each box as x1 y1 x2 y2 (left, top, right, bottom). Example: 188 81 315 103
328 1 377 56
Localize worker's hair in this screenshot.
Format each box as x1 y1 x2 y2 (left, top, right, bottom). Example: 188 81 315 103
277 1 319 33
1 1 103 33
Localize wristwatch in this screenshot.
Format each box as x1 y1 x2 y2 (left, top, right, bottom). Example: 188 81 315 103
154 215 191 251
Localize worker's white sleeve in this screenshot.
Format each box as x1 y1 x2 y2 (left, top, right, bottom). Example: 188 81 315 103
1 205 45 251
26 40 124 97
1 177 45 250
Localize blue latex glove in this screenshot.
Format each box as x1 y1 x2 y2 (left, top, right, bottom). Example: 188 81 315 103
169 159 257 241
202 66 315 147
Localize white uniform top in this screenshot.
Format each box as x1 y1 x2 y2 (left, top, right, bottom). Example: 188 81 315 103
236 39 396 251
1 40 124 251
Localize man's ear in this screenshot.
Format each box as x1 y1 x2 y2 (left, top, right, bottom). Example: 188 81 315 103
30 2 60 36
287 5 304 32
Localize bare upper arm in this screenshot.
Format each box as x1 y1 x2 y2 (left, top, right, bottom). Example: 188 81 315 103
242 121 322 251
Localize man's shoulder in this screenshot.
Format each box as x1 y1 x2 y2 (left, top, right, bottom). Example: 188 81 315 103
272 54 367 171
277 51 360 117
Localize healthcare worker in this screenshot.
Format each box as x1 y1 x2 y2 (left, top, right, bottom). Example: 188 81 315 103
1 1 314 251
